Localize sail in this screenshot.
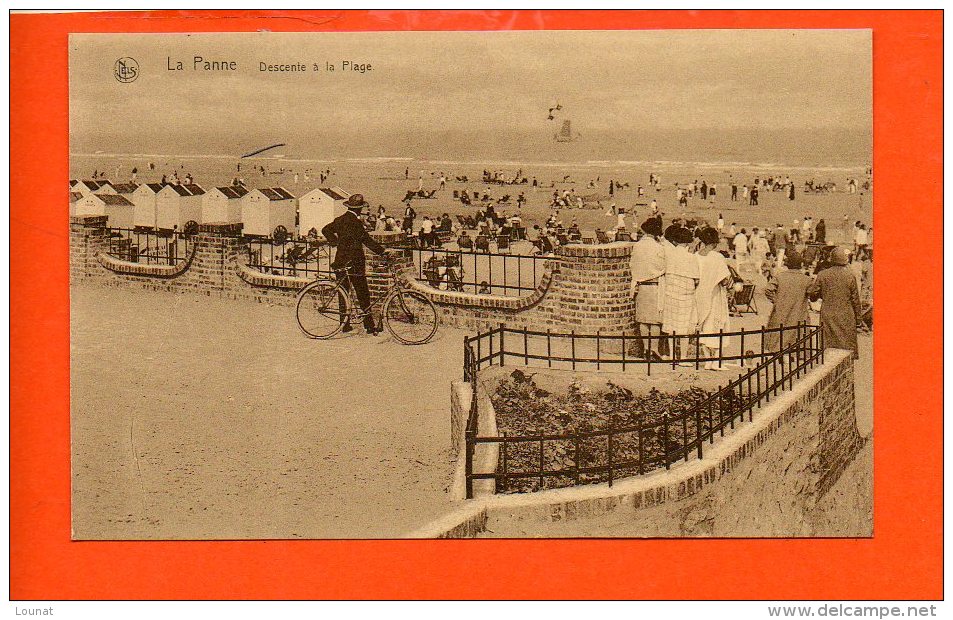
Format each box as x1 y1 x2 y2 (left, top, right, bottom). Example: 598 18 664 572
555 119 574 142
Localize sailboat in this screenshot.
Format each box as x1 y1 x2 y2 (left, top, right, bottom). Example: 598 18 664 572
554 119 580 142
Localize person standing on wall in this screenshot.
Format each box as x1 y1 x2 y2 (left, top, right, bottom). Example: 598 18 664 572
321 194 387 335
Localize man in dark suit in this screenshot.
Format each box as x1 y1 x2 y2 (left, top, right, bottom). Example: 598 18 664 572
322 194 387 334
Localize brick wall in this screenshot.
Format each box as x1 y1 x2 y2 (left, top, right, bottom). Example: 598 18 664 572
69 216 637 335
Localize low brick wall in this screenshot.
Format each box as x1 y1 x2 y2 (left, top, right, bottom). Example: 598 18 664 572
410 349 865 538
69 215 638 334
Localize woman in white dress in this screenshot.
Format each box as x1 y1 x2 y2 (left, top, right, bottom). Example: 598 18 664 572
695 227 732 370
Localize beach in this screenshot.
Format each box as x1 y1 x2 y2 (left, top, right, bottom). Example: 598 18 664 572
71 153 872 241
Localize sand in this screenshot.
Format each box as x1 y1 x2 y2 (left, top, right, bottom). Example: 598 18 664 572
71 154 872 241
70 285 464 539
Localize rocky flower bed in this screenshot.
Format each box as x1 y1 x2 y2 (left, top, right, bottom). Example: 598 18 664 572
490 369 743 493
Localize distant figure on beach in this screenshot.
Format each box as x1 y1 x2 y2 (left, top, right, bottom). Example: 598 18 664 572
716 214 724 234
405 167 409 180
131 167 138 182
749 187 759 206
733 228 749 268
789 183 796 201
815 219 826 244
742 185 748 200
731 183 738 201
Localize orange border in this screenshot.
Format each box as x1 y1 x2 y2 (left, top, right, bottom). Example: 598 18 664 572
10 10 942 600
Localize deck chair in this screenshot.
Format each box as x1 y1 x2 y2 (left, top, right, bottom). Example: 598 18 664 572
556 234 570 246
458 234 474 250
615 231 633 242
456 215 468 227
453 190 460 199
496 235 511 253
475 234 490 253
732 282 758 315
596 229 611 244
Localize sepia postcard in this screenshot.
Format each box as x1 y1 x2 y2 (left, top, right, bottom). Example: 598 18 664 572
66 29 875 541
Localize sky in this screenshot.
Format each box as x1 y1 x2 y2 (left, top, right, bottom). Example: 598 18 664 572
70 30 871 158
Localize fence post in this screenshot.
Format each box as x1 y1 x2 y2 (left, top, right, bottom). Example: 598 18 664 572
696 403 704 459
523 326 529 365
740 326 746 368
499 323 506 366
663 412 670 469
596 330 601 370
571 330 576 371
465 432 474 499
546 328 552 368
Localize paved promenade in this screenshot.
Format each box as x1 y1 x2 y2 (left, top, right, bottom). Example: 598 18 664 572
71 285 462 539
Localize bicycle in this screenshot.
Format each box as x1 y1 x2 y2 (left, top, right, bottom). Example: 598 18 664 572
295 255 440 345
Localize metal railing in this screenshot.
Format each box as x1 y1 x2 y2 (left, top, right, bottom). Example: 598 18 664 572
463 324 811 376
410 247 555 297
463 323 824 498
104 227 194 266
245 237 336 279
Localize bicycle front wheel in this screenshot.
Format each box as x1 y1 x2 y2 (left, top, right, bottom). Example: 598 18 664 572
296 279 349 339
384 290 439 345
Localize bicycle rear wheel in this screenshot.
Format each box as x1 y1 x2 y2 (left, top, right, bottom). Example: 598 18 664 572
296 279 350 339
384 290 439 345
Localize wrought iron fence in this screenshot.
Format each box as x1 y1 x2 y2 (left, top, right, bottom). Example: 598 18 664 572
104 227 194 266
409 247 555 297
463 323 824 498
245 237 335 279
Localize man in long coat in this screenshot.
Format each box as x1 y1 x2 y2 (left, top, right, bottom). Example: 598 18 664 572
807 247 862 358
764 250 812 351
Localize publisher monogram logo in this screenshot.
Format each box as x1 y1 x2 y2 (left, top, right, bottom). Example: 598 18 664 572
114 57 139 83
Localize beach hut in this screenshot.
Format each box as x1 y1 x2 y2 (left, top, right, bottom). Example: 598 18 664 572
297 186 349 237
241 187 296 238
70 179 116 197
73 193 135 228
156 183 204 232
202 185 249 224
131 183 165 229
68 191 84 217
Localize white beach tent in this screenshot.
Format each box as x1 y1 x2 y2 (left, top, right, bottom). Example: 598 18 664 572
202 185 249 224
73 193 135 229
156 183 205 231
241 187 296 237
131 183 164 229
70 179 116 197
297 186 349 238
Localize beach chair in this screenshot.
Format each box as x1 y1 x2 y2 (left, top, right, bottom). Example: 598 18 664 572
456 215 468 227
596 229 611 244
556 234 570 246
458 234 473 250
496 235 511 254
581 236 595 244
615 231 633 242
732 283 759 315
453 190 459 199
475 234 490 253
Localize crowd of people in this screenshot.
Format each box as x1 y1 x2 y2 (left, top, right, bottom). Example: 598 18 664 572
628 214 871 368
